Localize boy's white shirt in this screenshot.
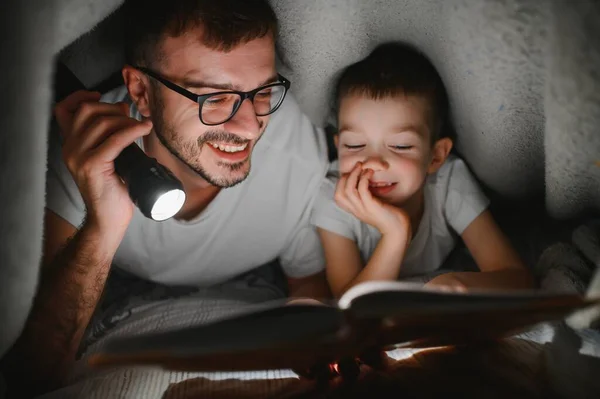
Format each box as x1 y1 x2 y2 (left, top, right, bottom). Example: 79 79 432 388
45 86 329 286
310 154 490 277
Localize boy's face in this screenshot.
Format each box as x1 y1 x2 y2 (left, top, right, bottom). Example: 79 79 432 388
337 94 445 206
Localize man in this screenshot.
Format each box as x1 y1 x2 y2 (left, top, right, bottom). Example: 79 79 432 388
3 0 329 396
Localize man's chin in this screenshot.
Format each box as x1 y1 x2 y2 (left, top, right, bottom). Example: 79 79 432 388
213 175 247 188
207 167 251 188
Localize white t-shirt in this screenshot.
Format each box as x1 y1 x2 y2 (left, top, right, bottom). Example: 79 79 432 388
46 86 329 286
310 155 490 277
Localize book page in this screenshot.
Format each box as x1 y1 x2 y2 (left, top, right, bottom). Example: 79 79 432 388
337 280 431 310
337 279 597 311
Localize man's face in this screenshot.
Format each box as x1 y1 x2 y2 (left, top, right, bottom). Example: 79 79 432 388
148 30 277 187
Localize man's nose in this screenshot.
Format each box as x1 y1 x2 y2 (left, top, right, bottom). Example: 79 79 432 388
362 155 389 172
223 99 261 140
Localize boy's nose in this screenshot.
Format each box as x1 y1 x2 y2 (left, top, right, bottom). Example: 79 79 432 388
362 156 389 172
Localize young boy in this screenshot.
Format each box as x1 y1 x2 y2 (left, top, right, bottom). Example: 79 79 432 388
311 42 534 298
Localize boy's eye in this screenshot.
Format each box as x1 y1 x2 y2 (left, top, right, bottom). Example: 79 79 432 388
343 144 365 150
391 145 413 150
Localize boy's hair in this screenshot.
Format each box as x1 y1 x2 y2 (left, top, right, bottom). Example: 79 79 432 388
123 0 279 68
334 42 453 143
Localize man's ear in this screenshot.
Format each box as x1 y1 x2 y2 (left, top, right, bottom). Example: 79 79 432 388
122 65 152 118
427 137 453 174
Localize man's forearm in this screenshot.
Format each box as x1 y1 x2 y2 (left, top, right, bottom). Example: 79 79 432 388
4 219 121 392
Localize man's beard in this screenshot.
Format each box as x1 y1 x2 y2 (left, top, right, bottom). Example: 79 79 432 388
150 95 262 188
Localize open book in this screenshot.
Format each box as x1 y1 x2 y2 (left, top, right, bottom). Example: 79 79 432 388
88 281 600 373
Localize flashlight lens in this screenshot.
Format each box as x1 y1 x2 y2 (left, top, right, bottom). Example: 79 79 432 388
151 189 186 221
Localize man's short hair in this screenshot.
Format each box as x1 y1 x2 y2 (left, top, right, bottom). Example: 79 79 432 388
334 42 453 143
124 0 279 68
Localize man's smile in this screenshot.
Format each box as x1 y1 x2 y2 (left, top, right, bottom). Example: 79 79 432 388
205 140 251 162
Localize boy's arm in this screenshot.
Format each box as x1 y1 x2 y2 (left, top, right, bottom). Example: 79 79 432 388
319 228 409 299
426 210 535 291
279 220 332 301
286 271 330 300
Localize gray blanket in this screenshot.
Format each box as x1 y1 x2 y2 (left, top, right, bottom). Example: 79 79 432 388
1 0 600 396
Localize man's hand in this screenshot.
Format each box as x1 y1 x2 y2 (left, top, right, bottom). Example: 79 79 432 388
335 163 411 241
1 92 156 394
55 90 153 234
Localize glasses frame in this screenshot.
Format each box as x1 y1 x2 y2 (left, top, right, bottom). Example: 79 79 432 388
134 66 291 126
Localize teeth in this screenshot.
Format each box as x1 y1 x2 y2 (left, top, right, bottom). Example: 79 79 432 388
369 182 394 188
209 142 248 153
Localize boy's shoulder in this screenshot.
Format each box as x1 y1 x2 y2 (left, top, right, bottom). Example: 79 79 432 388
427 154 490 235
429 154 483 194
432 153 467 177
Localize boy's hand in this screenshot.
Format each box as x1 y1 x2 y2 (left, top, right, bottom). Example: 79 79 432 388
285 298 327 306
424 273 469 293
335 163 411 240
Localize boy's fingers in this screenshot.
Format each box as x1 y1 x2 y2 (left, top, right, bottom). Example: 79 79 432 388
359 173 381 216
335 192 353 214
346 184 366 219
344 164 363 207
337 169 367 218
335 178 355 214
334 175 347 202
337 198 354 215
345 163 362 191
357 169 373 202
335 175 350 201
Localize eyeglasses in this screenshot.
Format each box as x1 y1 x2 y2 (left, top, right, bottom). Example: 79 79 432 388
134 66 291 126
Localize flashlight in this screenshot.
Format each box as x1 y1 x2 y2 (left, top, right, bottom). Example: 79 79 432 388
114 143 186 221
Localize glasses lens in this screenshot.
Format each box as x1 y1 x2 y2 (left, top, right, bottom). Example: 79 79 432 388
200 93 241 125
253 84 286 116
199 84 287 125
